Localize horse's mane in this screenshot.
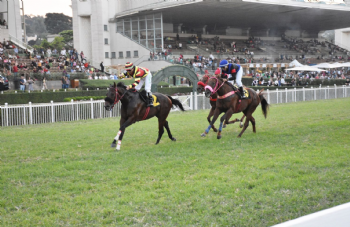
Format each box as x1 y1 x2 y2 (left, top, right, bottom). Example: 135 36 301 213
116 82 127 89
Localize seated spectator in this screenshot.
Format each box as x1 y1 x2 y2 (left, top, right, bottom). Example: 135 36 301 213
281 77 286 85
346 78 350 86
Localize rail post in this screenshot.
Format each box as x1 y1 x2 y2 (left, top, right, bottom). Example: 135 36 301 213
29 102 33 124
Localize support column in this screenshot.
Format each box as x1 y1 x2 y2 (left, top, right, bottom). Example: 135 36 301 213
266 29 270 37
203 25 207 35
178 23 183 34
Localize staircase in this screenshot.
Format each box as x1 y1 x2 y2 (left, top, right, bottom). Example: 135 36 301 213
9 35 34 53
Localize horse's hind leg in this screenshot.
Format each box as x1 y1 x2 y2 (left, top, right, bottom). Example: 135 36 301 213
250 116 256 133
156 119 166 145
240 115 245 128
238 114 251 138
164 120 176 141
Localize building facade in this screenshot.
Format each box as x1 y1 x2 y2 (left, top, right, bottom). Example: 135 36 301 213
0 0 22 42
71 0 350 70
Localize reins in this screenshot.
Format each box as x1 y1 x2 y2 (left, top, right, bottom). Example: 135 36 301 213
112 87 127 106
204 77 225 95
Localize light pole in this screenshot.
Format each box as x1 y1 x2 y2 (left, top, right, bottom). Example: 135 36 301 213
20 0 26 43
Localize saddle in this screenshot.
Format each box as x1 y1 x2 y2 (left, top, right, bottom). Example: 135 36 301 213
138 90 160 107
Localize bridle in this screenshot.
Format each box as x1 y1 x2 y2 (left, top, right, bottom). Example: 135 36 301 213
204 77 225 95
107 87 127 109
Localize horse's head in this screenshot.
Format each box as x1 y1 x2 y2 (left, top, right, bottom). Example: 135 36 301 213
197 75 210 93
104 82 127 111
204 77 224 98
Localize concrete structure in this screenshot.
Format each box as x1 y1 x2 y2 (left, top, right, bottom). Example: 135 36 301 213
0 0 32 52
71 0 350 70
0 0 22 41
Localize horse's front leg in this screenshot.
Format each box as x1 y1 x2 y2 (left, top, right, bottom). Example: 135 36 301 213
207 107 217 132
111 117 136 150
201 108 221 137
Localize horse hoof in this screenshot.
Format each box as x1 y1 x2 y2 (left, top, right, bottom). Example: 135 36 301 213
237 135 241 138
213 128 217 132
240 123 243 128
111 143 116 148
201 133 206 137
217 135 222 139
172 137 176 141
223 125 227 128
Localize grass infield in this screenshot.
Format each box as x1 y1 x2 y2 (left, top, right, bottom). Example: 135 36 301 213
1 98 350 226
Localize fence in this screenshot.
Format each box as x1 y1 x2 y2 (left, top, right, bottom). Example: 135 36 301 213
1 85 350 127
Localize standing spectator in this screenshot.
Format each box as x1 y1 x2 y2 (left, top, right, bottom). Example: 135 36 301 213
13 64 18 77
42 77 48 90
27 77 34 91
14 46 18 56
47 48 52 57
61 75 66 89
100 61 104 72
80 51 85 63
19 75 25 91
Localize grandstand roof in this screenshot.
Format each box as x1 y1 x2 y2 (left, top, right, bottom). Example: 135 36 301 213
117 0 350 35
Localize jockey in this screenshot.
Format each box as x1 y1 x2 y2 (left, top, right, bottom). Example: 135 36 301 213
120 62 153 107
219 59 247 99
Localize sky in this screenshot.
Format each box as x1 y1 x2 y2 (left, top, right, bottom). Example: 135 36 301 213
23 0 72 17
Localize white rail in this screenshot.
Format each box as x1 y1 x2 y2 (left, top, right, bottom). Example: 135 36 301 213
1 86 350 127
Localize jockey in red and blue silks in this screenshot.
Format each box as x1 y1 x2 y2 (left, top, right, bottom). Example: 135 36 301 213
219 59 247 99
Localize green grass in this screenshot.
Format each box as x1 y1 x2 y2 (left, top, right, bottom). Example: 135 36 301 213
1 98 350 226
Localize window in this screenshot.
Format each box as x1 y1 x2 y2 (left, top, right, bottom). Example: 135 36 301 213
134 50 139 57
104 25 108 31
105 52 109 58
104 38 108 44
126 51 131 58
119 51 123 58
111 52 116 59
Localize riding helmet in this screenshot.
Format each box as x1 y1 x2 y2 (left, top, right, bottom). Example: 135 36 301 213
125 62 134 70
219 60 228 68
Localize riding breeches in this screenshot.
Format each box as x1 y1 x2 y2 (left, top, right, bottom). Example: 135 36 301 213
235 67 243 87
135 72 152 93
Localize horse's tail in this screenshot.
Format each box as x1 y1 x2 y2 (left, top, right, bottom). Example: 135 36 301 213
258 89 269 119
167 95 185 111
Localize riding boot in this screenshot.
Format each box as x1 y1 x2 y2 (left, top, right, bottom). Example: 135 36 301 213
239 86 247 99
147 93 154 107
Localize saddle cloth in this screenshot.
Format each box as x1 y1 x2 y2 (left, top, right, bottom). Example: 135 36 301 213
233 84 250 98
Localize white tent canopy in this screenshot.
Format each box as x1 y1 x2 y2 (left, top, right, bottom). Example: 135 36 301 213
341 62 350 67
312 62 350 69
289 60 303 67
285 66 326 72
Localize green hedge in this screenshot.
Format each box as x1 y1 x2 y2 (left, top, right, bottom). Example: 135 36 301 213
80 79 169 90
0 90 108 105
7 73 88 81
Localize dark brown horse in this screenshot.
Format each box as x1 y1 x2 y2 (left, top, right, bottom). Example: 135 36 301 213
202 77 269 139
197 75 245 132
105 82 185 150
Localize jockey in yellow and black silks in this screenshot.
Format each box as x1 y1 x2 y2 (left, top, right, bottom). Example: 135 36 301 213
120 62 153 107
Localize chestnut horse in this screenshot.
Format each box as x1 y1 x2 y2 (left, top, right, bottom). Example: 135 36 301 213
202 77 269 139
104 82 185 150
197 75 245 132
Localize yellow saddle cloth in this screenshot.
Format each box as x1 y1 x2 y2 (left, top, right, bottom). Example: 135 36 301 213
152 95 160 107
233 85 250 98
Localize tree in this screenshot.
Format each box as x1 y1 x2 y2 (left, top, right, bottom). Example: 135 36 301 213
44 13 72 34
59 30 73 48
25 15 48 36
40 39 51 49
50 36 65 51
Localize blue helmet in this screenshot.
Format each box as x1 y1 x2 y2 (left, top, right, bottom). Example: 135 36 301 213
219 60 228 68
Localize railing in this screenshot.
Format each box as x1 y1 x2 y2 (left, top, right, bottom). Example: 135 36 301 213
1 86 350 127
9 35 34 53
